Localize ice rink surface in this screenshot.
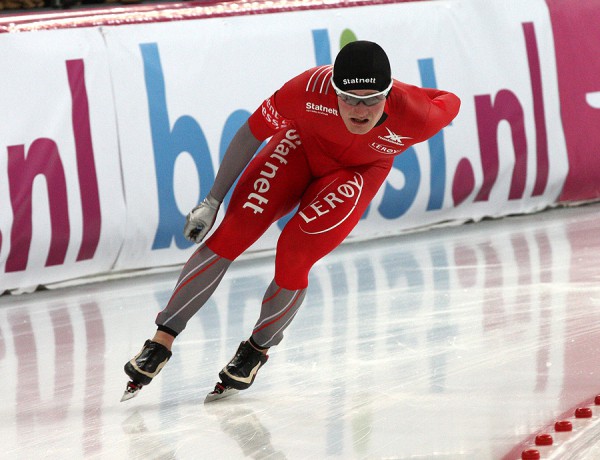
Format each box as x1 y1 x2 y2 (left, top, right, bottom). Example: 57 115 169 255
3 203 600 459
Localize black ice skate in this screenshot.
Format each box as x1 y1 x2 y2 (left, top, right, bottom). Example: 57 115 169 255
205 341 268 403
121 340 172 402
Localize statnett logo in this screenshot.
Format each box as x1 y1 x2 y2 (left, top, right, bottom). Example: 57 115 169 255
243 129 301 215
306 102 338 116
343 77 377 85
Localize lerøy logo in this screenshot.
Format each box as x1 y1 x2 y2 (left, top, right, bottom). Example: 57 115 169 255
369 128 411 155
298 173 364 235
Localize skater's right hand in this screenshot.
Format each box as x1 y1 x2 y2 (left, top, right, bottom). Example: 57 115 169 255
183 194 221 244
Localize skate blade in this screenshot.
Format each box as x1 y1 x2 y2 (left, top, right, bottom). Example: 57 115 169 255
204 384 239 403
120 381 142 402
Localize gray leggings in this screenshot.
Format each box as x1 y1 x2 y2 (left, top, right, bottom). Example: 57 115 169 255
155 244 306 348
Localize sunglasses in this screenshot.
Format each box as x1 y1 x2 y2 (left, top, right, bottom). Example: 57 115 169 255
331 79 392 106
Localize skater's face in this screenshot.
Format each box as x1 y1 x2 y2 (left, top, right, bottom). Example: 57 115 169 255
337 89 386 135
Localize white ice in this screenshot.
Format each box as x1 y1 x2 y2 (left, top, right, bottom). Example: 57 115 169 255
2 203 600 459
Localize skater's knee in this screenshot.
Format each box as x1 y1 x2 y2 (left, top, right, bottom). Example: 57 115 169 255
204 238 241 261
274 252 312 290
274 271 309 291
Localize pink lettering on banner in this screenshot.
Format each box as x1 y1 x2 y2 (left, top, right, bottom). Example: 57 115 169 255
545 0 600 202
473 90 528 202
6 140 70 271
453 22 549 206
67 59 102 262
3 59 101 273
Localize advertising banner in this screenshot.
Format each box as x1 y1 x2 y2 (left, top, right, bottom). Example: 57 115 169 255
0 29 124 292
0 0 597 292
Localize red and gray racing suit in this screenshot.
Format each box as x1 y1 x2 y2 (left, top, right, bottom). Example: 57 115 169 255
156 65 461 347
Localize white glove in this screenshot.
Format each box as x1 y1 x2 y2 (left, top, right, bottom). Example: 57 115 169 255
183 194 221 243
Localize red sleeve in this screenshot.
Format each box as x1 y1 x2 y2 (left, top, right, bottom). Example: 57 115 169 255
247 92 289 140
247 70 315 140
420 87 461 139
